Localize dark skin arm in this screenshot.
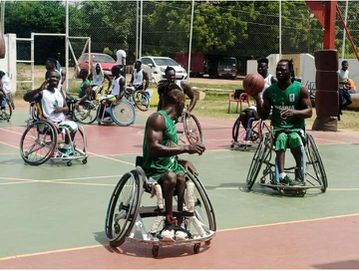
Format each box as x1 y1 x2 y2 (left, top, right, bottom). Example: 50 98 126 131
23 80 48 102
181 81 197 112
143 71 149 90
253 88 271 120
146 113 205 158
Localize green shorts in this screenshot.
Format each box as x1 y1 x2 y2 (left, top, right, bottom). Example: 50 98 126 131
274 129 304 151
147 164 185 183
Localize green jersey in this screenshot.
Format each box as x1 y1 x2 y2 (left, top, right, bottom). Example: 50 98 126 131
79 79 91 98
266 81 305 131
142 110 184 181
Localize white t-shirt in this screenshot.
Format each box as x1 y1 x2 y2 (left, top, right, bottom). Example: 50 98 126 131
116 49 126 66
1 73 11 94
111 76 124 96
132 69 144 86
338 69 349 83
41 88 66 123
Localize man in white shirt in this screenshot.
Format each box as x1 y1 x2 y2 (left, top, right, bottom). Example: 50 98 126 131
130 60 149 91
116 49 126 66
338 60 352 110
0 70 12 110
24 71 78 156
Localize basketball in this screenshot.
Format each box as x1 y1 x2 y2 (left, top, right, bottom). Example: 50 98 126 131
243 73 265 96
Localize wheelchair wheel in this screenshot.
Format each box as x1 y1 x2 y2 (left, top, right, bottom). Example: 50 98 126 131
73 101 98 124
246 133 272 190
183 112 203 145
231 117 246 143
133 91 150 112
105 170 141 247
306 134 328 192
186 171 217 233
110 100 136 126
72 125 87 158
0 101 12 122
20 120 57 165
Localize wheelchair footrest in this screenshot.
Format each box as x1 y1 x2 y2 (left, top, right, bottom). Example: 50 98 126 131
139 206 194 218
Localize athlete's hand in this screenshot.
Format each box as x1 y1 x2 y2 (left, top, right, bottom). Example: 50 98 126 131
185 143 205 155
181 160 198 175
280 108 295 118
54 105 64 113
40 80 49 90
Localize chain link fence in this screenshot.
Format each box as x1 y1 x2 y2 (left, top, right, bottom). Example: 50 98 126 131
4 0 359 92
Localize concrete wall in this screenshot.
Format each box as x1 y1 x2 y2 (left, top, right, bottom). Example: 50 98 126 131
0 34 17 94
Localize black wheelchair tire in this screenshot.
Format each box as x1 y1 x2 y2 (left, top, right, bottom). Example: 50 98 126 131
20 120 57 166
73 101 98 124
306 134 328 193
183 112 203 145
105 170 141 247
246 133 272 190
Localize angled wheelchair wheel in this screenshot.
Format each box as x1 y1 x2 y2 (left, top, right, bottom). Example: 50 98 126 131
133 91 150 112
73 101 98 124
110 100 136 126
246 133 272 190
105 170 141 247
20 120 57 165
305 134 328 193
183 112 203 145
72 125 87 159
231 117 246 143
186 171 216 234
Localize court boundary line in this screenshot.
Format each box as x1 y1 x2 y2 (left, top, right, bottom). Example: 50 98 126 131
1 212 358 262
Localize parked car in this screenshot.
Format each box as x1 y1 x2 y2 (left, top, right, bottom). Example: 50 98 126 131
139 56 188 83
75 53 116 77
217 57 237 79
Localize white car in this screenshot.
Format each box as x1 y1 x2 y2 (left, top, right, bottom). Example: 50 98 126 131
139 56 188 84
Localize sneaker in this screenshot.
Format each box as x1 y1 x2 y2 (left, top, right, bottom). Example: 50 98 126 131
279 175 293 185
175 230 188 241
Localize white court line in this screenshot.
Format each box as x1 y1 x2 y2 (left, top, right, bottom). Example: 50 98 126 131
1 212 359 262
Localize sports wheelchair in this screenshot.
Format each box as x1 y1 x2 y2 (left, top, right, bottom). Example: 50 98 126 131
231 115 270 151
245 130 327 196
177 110 203 145
20 102 88 166
105 157 216 258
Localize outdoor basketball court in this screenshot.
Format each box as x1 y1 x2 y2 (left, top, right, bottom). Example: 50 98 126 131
0 104 359 268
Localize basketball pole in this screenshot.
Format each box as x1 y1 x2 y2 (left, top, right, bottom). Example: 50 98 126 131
187 0 195 81
341 0 349 61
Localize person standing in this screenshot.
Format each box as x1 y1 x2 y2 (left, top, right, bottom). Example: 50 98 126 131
338 60 352 110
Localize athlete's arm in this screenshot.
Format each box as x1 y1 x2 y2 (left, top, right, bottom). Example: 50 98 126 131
0 26 5 58
253 88 271 120
146 113 205 157
143 71 149 90
23 80 48 102
181 81 197 112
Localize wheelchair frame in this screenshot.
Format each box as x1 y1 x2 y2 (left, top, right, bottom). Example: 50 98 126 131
246 131 328 196
105 165 216 258
231 117 270 151
20 118 88 166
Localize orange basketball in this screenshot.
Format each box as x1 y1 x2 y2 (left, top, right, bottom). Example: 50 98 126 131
243 73 265 96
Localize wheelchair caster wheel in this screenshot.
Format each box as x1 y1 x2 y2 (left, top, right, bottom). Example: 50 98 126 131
205 240 211 246
193 243 201 254
152 245 159 258
67 161 72 167
82 158 87 164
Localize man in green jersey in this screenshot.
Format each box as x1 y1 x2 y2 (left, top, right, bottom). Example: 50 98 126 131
253 59 312 185
142 81 205 239
75 69 91 108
